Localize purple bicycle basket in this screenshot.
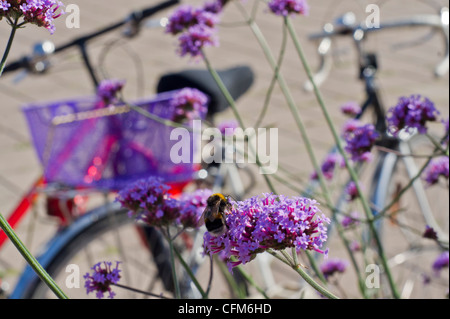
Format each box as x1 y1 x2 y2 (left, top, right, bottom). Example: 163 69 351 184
22 90 206 191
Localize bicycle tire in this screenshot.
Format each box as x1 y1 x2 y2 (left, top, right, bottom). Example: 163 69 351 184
11 202 178 299
369 133 449 298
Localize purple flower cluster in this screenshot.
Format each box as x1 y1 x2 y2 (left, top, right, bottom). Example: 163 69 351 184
166 1 223 58
387 95 440 135
84 261 121 299
345 181 361 202
423 156 449 186
320 258 348 280
203 193 330 271
116 177 180 227
343 120 379 163
432 251 449 275
177 188 213 228
0 0 65 34
310 152 345 181
171 88 209 123
423 225 438 240
116 176 210 229
217 119 239 136
341 211 359 228
340 101 361 117
268 0 309 16
96 79 126 104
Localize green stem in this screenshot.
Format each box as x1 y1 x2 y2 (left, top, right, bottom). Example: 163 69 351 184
285 17 400 299
236 8 368 298
254 21 288 128
201 50 278 193
0 16 19 78
268 249 339 299
173 246 208 299
294 264 340 299
0 213 68 299
112 283 171 299
238 13 331 204
166 227 181 299
426 133 449 156
235 265 270 299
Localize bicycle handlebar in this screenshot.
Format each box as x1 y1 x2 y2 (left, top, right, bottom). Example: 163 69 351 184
305 7 449 90
2 0 179 75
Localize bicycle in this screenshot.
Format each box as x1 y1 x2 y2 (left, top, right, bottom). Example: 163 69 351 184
301 3 449 298
1 0 256 299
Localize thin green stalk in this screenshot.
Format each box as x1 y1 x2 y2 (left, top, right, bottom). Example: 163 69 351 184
235 265 270 299
173 246 208 299
304 251 327 285
112 283 171 299
254 21 288 128
0 16 19 77
285 17 400 299
268 249 339 299
234 9 332 207
166 227 181 299
376 154 434 219
201 50 278 194
293 265 339 299
235 7 369 297
426 133 449 156
0 213 68 299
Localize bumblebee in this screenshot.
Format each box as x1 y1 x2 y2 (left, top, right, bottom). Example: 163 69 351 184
201 193 232 237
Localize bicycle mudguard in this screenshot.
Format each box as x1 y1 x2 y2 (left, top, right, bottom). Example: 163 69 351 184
156 65 254 117
9 202 123 299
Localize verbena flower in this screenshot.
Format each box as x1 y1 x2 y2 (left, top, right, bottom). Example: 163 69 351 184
166 4 220 35
320 258 348 280
342 118 363 135
340 101 361 117
349 240 361 252
268 0 309 17
203 193 330 272
177 188 212 228
116 176 179 227
432 251 449 276
171 87 208 122
116 177 210 229
218 119 239 136
84 261 121 299
1 0 65 34
423 225 438 241
345 181 361 202
387 95 440 135
344 122 379 163
203 0 225 14
166 1 221 59
177 24 218 58
97 79 125 104
310 152 345 181
341 211 359 228
423 156 449 186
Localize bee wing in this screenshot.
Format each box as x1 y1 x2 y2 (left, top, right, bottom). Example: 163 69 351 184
198 202 217 226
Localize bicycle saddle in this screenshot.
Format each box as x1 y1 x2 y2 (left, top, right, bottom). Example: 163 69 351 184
156 65 254 117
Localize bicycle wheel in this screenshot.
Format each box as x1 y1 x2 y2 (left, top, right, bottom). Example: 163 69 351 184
370 133 449 299
12 202 182 299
